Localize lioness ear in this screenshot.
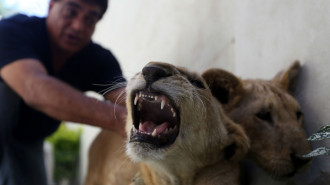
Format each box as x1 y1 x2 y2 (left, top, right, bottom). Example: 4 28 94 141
272 61 301 94
202 68 244 105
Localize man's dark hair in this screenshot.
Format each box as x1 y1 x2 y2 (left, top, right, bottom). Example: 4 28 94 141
82 0 108 19
53 0 108 19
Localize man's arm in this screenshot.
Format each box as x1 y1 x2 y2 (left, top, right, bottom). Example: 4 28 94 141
0 58 127 136
104 87 126 107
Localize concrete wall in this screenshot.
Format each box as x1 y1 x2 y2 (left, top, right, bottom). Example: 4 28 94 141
233 1 330 184
90 0 330 184
93 0 236 77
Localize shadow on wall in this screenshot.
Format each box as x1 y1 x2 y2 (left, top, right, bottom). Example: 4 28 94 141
293 64 330 185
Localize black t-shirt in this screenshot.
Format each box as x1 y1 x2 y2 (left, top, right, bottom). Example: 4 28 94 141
0 14 125 141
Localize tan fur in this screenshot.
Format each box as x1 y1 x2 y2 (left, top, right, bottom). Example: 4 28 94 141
85 62 249 185
202 61 312 180
84 130 139 185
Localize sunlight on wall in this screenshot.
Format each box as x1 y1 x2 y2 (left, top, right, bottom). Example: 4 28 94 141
2 0 48 17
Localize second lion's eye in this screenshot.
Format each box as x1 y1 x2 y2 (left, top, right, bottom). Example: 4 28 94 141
256 109 273 125
189 79 205 89
296 111 303 120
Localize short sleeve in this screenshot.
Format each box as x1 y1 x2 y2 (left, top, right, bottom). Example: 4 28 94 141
89 46 126 92
0 15 41 70
57 43 126 93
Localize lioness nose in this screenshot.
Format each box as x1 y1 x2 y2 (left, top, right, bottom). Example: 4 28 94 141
142 65 170 85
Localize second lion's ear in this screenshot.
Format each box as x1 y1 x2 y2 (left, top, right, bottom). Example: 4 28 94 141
272 61 301 94
202 68 244 106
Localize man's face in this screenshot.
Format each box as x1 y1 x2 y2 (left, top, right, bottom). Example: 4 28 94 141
47 0 102 54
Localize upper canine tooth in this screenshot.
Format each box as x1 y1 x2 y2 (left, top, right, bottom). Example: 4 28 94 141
161 100 165 110
134 94 138 105
152 129 157 137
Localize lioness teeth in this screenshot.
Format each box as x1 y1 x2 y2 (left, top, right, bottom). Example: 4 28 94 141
134 92 177 118
136 93 160 100
132 91 179 141
134 95 138 105
134 122 177 136
135 93 160 102
161 100 165 110
152 129 157 137
171 108 176 117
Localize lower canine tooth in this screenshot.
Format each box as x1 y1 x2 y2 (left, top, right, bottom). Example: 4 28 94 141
152 129 157 137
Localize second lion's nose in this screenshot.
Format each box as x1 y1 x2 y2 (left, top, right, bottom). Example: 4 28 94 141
142 65 170 85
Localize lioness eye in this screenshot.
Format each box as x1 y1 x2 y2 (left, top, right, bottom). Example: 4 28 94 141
296 111 303 120
189 79 205 89
256 110 273 125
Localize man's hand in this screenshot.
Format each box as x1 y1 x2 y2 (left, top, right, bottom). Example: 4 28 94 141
104 87 127 137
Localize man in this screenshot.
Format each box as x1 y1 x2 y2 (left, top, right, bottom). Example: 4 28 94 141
0 0 127 184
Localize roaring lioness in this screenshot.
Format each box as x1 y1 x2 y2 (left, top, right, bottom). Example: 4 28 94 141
202 61 312 181
85 62 249 185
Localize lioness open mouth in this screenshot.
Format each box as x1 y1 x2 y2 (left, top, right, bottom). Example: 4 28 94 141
129 90 180 148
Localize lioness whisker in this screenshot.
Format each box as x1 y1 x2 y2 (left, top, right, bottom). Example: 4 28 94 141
194 92 207 117
101 81 127 95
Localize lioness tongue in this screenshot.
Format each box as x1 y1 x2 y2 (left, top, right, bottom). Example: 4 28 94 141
140 121 170 135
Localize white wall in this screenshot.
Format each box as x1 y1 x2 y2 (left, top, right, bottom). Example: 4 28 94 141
93 0 236 77
89 0 330 184
233 1 330 184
